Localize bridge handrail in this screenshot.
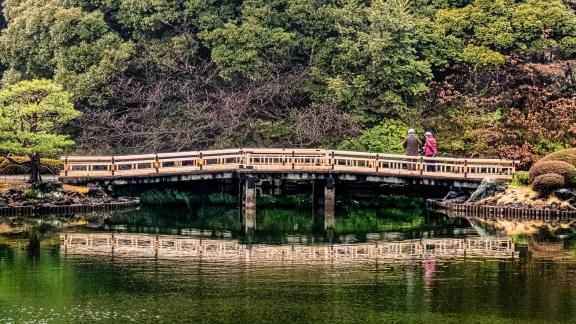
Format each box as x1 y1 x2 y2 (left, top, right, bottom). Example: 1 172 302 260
61 233 516 260
60 148 517 180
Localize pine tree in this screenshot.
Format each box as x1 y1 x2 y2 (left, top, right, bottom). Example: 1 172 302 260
0 79 81 183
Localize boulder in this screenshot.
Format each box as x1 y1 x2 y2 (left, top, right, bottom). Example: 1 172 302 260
87 183 107 198
468 178 508 202
553 189 576 202
443 190 469 203
32 181 63 193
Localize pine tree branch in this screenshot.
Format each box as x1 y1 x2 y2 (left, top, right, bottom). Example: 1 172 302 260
1 154 31 166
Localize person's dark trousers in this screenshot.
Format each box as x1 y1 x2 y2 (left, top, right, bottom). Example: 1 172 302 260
425 155 435 172
407 156 418 171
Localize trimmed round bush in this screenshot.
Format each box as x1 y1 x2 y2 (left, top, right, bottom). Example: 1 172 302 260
532 173 565 196
528 160 576 187
540 148 576 167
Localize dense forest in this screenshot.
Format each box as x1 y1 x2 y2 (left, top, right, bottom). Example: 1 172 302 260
0 0 575 166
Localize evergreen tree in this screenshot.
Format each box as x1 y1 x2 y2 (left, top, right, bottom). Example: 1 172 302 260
0 79 80 183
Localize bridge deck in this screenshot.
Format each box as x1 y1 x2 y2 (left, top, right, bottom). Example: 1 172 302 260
60 148 516 184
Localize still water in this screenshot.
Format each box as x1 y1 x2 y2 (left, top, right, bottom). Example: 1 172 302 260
1 197 576 323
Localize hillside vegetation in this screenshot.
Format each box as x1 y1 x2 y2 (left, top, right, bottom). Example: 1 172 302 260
0 0 575 166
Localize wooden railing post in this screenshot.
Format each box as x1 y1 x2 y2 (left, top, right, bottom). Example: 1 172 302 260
331 151 335 170
111 155 115 176
464 159 468 178
238 148 245 168
419 156 424 175
245 152 251 169
64 156 69 177
199 152 203 171
375 154 379 172
155 154 159 173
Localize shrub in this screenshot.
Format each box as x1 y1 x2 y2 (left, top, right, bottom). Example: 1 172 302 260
511 171 529 186
338 119 413 154
207 193 236 205
540 148 576 167
25 188 40 199
532 173 565 196
528 160 576 187
140 189 191 206
0 156 63 175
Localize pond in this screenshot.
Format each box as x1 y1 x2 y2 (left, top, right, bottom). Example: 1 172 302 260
1 197 576 323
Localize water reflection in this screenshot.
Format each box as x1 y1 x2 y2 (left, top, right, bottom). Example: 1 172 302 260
61 232 516 261
2 198 576 322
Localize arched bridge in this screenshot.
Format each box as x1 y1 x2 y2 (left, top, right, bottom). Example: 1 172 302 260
60 148 516 188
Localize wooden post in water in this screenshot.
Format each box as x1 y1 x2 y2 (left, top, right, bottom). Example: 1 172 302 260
324 177 336 230
243 176 257 232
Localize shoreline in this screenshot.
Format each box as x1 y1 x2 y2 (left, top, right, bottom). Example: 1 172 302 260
0 199 140 216
427 199 576 221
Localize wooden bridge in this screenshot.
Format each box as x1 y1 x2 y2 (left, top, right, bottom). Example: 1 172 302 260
61 232 516 261
60 148 516 187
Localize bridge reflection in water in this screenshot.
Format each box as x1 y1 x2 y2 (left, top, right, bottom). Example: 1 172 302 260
61 233 516 261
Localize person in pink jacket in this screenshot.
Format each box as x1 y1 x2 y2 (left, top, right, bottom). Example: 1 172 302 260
424 132 437 172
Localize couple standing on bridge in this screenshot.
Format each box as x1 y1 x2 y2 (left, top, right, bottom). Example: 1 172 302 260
403 129 437 171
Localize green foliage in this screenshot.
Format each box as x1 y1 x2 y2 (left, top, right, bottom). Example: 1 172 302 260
140 189 192 206
460 45 506 69
0 79 80 157
528 160 576 187
316 0 432 123
429 107 501 157
540 148 576 167
339 119 411 153
141 190 237 206
0 0 575 156
25 188 40 199
344 196 425 209
511 171 529 187
532 173 564 196
258 194 312 207
335 208 423 233
435 0 576 63
258 208 313 233
207 193 236 205
200 1 294 79
510 234 529 246
0 0 134 105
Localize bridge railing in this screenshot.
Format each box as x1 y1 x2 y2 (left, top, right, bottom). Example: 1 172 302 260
61 232 516 260
61 148 516 180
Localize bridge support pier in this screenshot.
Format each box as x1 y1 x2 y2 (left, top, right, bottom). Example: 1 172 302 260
273 178 283 195
243 176 257 231
324 177 335 230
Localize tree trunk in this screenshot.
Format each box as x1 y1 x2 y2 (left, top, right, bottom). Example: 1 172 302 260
29 153 41 184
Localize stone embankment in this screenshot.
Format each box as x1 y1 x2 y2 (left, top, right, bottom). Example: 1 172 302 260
427 199 576 221
0 181 139 216
429 177 576 220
